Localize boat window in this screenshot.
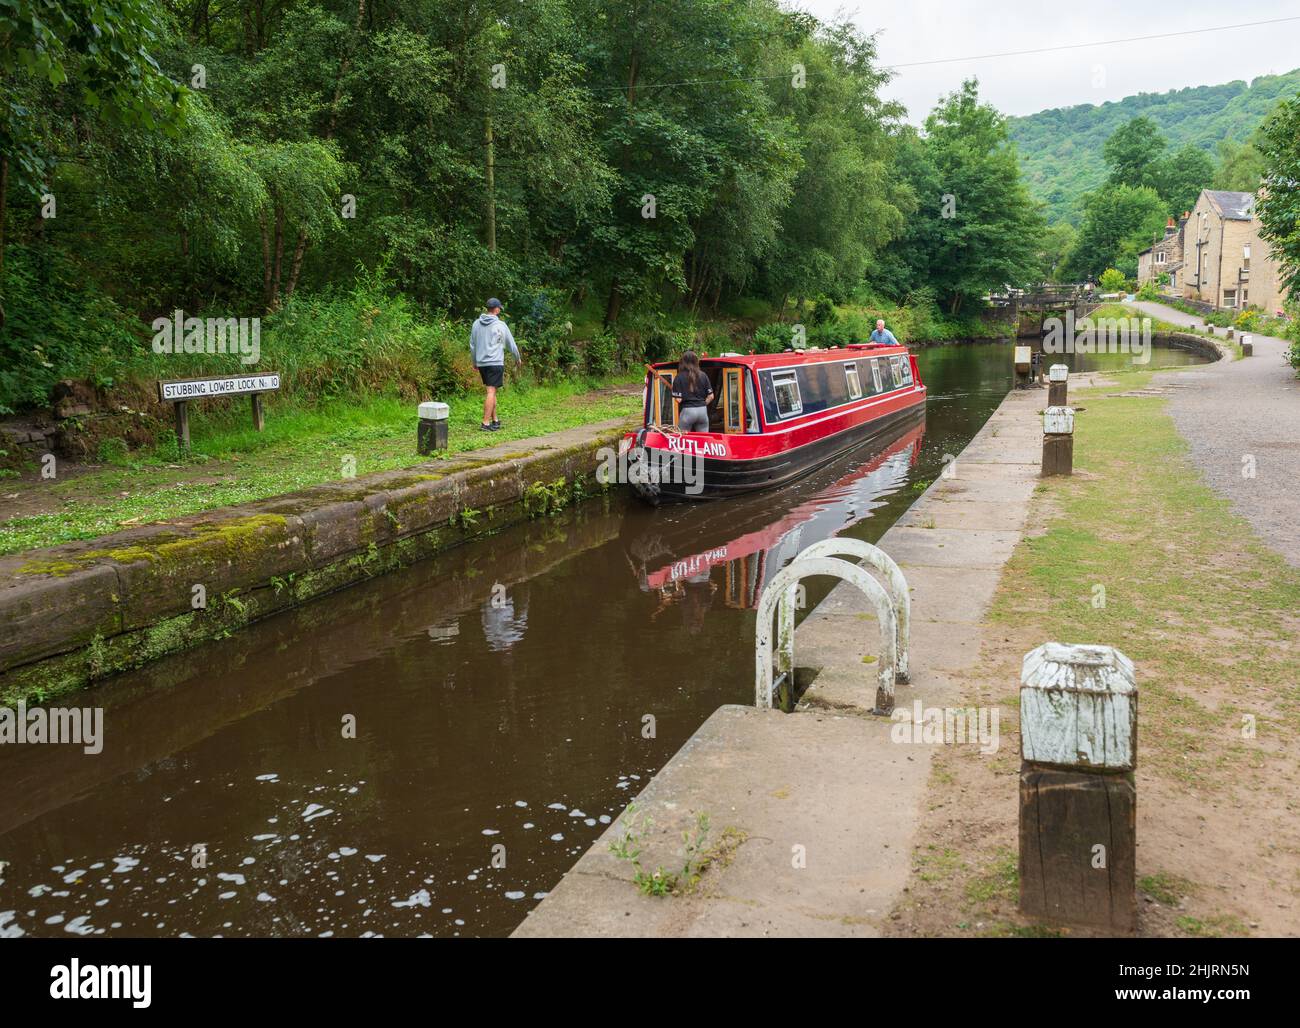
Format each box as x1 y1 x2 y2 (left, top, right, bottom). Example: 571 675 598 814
771 371 802 417
655 370 676 427
868 359 883 394
889 355 906 386
877 358 894 391
845 363 862 400
723 368 744 433
799 362 849 414
898 355 914 385
745 374 760 432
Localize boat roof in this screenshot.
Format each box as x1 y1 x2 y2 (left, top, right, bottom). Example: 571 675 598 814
649 342 908 371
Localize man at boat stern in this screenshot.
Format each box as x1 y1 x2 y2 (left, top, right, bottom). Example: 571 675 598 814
870 319 899 346
470 298 522 431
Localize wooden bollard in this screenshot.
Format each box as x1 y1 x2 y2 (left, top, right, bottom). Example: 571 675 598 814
1019 643 1137 933
1041 406 1073 477
1241 333 1253 357
1047 364 1068 407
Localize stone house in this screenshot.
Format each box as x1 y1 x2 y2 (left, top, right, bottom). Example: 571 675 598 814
1182 189 1288 314
1136 213 1187 293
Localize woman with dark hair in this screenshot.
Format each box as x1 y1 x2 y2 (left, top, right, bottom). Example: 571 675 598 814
671 350 714 433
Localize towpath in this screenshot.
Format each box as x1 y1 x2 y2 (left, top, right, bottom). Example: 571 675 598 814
1131 300 1300 567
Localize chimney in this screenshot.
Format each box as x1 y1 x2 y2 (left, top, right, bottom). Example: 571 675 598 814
1164 217 1175 237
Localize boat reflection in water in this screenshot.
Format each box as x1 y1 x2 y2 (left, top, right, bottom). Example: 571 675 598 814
623 413 926 626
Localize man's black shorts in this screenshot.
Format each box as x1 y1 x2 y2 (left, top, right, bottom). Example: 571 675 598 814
478 364 504 388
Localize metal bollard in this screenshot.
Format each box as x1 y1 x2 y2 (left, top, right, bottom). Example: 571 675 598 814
417 401 450 455
1019 643 1137 933
1041 405 1074 477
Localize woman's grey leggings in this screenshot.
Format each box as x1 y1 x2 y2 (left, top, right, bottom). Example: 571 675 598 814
678 406 710 433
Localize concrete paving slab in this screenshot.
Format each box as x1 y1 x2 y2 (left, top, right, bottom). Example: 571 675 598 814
896 499 1035 532
884 526 1023 569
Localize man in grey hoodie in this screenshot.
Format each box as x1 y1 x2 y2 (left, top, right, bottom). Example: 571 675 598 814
470 298 521 431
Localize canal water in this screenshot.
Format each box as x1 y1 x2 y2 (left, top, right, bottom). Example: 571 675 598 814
0 342 1206 938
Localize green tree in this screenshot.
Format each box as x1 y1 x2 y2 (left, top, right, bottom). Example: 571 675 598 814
1255 93 1300 298
760 13 908 312
1103 116 1166 191
1098 267 1127 293
1036 221 1077 283
1065 183 1168 280
0 0 185 322
1213 135 1267 192
1154 144 1214 215
886 80 1043 313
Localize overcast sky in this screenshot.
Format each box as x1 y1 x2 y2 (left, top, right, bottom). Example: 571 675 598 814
799 1 1300 122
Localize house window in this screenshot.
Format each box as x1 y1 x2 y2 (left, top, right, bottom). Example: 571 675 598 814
1223 289 1238 308
1155 251 1166 265
845 363 862 400
771 371 802 417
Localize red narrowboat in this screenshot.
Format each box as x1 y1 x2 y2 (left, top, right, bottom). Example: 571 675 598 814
620 343 926 502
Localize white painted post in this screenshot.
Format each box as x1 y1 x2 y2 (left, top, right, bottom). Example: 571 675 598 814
792 537 910 683
1041 405 1074 477
1241 333 1253 357
418 401 450 454
1014 345 1032 389
1018 642 1137 932
1020 643 1135 770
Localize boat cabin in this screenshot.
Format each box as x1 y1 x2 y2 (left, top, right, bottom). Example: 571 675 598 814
642 344 919 435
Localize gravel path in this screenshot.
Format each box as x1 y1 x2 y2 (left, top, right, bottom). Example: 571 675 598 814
1130 300 1300 567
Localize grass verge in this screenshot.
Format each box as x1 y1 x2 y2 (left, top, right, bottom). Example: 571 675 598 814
0 376 640 555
